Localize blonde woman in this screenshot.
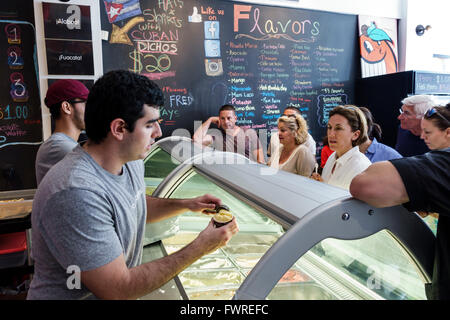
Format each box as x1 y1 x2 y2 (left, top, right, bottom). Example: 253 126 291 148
268 114 316 177
311 105 372 190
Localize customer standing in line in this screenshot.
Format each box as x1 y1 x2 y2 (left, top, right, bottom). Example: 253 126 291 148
350 104 450 300
395 94 434 157
267 113 315 177
311 105 371 190
35 79 89 185
267 106 316 158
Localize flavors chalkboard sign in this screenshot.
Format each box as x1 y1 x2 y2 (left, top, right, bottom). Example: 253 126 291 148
100 0 359 145
0 21 42 191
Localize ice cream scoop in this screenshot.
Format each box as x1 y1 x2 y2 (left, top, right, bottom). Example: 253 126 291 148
212 204 233 227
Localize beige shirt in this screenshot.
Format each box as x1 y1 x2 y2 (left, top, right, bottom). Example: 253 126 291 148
268 144 316 177
268 132 316 157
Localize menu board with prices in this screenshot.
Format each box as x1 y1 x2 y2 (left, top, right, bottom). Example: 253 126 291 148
100 0 360 144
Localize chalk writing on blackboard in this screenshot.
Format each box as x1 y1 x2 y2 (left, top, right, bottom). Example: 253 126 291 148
101 0 359 140
8 46 24 69
0 21 41 149
233 5 319 42
108 1 185 81
316 93 348 127
1 20 42 191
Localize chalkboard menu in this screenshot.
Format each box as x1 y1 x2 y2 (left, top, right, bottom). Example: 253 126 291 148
100 0 359 144
0 21 42 191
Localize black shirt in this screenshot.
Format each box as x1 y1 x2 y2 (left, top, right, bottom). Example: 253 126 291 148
390 148 450 300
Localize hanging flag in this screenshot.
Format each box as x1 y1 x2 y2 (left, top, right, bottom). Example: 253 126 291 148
103 0 142 24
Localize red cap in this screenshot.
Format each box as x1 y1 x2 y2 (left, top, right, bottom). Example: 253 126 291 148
44 79 89 107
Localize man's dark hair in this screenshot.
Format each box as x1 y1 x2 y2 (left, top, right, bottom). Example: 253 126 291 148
219 104 235 113
423 104 450 130
48 103 63 120
284 106 301 115
85 70 164 144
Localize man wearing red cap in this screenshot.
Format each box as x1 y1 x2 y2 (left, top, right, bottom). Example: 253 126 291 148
35 79 89 185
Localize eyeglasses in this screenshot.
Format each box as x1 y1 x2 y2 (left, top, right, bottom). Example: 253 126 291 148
425 107 450 124
399 108 421 118
68 99 86 105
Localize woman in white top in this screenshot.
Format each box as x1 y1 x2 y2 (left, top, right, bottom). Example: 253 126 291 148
311 105 372 190
267 114 316 176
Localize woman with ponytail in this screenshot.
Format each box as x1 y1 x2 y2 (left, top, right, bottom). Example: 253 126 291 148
358 106 402 162
267 113 316 177
311 105 372 190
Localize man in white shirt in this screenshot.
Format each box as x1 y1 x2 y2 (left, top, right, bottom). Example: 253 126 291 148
268 106 316 158
321 146 371 190
35 79 89 185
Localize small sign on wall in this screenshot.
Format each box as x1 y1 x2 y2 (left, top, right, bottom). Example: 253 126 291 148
42 2 94 75
358 15 399 78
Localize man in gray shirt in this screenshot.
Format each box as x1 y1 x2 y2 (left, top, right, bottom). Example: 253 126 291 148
193 104 265 163
27 70 239 299
35 79 89 185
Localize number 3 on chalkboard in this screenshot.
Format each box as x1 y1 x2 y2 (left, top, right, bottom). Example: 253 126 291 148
9 72 29 102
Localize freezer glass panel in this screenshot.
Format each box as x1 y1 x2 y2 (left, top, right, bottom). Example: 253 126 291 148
168 170 284 234
422 214 438 236
161 169 427 300
144 147 180 195
162 170 339 300
268 230 427 300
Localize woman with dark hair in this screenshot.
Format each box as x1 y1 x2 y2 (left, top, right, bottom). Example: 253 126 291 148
421 104 450 150
268 113 315 176
358 106 402 162
311 105 371 190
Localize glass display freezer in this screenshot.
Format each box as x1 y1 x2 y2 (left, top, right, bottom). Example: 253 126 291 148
141 137 435 300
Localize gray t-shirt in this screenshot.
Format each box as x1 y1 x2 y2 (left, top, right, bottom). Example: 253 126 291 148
35 133 78 185
211 128 261 162
27 145 147 300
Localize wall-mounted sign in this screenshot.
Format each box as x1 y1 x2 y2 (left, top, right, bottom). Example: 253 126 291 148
42 2 94 75
45 39 94 75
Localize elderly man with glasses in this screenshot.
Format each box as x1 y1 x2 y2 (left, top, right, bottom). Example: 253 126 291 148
35 79 89 185
395 94 435 157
